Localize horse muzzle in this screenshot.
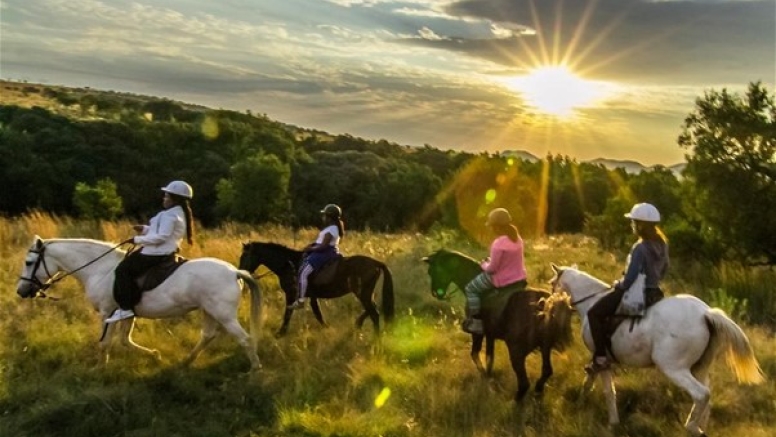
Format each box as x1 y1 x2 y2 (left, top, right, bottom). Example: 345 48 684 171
17 280 41 298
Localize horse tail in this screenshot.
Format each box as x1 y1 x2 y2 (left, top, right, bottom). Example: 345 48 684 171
379 263 395 323
237 270 263 351
703 308 764 384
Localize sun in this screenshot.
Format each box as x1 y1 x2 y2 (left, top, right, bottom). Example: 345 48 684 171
500 65 617 118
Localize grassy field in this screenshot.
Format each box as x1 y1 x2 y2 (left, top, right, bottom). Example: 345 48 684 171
1 214 774 437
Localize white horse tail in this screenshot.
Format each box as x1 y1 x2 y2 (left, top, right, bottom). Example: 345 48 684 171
704 308 765 384
237 270 263 351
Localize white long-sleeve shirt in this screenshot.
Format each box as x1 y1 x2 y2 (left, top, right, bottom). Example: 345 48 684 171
133 205 187 255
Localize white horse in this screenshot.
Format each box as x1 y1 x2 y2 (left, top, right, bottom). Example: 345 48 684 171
16 236 263 371
549 264 764 436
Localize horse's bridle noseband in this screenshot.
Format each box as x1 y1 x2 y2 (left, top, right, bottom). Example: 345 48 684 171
18 244 60 295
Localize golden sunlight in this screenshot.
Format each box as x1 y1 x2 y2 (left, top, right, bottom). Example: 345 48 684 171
500 65 617 118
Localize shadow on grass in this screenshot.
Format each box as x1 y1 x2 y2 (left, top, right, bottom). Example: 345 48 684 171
0 355 277 437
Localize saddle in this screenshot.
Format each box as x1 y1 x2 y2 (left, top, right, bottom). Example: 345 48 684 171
135 255 188 292
480 283 526 327
603 288 665 351
310 258 341 286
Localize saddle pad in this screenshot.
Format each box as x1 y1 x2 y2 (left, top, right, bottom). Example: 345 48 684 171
311 259 340 286
137 256 188 292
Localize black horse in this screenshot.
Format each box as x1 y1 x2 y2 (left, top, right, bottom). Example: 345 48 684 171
422 248 572 401
239 242 394 336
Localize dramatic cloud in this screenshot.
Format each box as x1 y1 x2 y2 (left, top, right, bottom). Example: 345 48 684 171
2 0 773 165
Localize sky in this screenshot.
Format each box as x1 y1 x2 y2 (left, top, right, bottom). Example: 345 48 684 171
2 0 775 165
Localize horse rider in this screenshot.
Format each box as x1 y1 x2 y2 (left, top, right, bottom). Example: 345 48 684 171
585 202 669 374
289 203 345 309
463 207 528 335
105 180 196 323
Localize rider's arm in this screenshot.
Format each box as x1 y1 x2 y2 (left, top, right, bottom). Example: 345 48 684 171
134 211 179 246
481 245 504 274
617 244 645 291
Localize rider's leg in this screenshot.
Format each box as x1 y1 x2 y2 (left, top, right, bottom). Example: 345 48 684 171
463 273 493 334
292 263 314 308
586 287 625 372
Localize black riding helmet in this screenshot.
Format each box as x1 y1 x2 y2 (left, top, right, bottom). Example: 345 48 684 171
320 204 342 218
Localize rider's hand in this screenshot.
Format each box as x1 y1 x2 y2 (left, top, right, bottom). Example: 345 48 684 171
132 225 144 233
121 237 136 245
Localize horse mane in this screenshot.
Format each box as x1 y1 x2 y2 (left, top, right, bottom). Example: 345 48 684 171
44 238 127 253
565 267 609 291
246 241 300 254
539 292 574 352
432 248 479 265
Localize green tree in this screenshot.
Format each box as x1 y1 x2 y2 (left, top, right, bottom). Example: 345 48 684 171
216 152 290 223
72 178 124 220
679 82 776 263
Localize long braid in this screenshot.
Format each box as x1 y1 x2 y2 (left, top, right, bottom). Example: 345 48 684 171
182 200 194 245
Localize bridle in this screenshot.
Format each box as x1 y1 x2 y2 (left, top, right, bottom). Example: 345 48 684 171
19 240 131 298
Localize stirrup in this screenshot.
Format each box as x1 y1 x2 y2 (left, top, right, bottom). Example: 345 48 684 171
462 318 483 335
584 357 612 375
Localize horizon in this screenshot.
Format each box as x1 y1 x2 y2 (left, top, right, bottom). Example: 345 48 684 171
2 0 774 166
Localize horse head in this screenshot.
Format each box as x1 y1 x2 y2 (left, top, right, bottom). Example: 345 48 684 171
422 249 480 300
16 236 70 298
239 241 302 275
549 263 609 307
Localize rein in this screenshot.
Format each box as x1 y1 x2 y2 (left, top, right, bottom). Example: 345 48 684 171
19 240 132 298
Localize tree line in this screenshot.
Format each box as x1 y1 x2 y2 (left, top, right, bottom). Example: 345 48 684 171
0 82 773 264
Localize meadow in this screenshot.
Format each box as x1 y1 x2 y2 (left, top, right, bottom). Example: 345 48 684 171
0 213 774 437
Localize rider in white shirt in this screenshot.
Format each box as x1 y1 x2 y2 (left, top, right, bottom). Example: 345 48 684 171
106 180 195 323
289 204 344 309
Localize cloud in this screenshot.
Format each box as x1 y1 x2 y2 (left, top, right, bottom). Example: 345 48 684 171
430 0 776 84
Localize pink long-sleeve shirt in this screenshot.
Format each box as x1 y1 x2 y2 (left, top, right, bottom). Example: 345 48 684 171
480 235 527 287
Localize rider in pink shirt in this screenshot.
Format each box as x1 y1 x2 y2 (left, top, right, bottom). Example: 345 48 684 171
463 208 528 335
481 236 527 287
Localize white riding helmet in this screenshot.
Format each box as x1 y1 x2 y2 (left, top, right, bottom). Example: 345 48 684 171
161 180 193 199
624 203 660 222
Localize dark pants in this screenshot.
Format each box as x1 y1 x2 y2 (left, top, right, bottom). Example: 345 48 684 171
589 287 663 358
113 251 171 310
588 287 625 358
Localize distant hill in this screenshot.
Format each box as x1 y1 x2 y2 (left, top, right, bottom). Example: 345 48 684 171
0 80 685 174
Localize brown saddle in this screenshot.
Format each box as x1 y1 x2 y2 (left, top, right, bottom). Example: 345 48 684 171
480 282 527 324
310 258 341 286
135 255 188 292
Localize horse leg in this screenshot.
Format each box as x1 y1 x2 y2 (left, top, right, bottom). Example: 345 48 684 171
534 345 553 395
470 334 485 374
277 306 293 338
485 336 495 376
119 319 162 361
182 312 220 367
310 298 327 327
660 367 710 436
507 346 530 401
355 311 369 328
598 370 620 427
356 274 381 333
219 317 262 371
97 321 118 366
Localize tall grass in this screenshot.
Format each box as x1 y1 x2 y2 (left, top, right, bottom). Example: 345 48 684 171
1 214 774 436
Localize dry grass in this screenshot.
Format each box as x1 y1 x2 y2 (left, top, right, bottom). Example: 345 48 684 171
1 214 773 437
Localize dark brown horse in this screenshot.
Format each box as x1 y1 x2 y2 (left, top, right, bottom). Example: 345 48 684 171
239 242 394 336
422 248 572 401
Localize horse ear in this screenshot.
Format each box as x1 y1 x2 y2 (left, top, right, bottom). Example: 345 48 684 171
34 235 43 249
550 263 560 273
421 256 429 263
